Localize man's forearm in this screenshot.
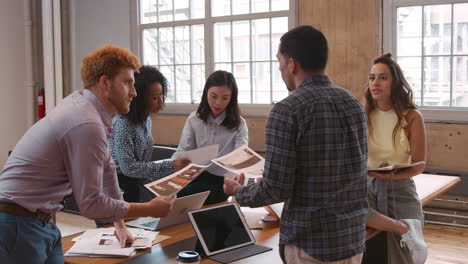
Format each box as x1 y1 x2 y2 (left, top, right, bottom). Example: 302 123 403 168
124 203 151 219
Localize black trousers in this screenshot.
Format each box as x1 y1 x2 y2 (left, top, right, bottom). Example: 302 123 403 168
177 171 228 205
117 173 155 203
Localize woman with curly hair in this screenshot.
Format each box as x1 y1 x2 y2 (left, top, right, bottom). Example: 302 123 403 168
109 65 189 202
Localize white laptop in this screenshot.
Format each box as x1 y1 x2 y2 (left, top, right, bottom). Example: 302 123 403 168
188 202 272 264
126 191 210 231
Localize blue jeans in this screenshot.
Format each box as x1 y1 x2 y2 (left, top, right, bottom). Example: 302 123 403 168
0 212 63 264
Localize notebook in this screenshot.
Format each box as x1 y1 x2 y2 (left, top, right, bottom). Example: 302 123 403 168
188 202 272 263
126 191 210 231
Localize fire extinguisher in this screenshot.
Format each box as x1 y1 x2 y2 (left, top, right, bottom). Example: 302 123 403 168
38 88 45 119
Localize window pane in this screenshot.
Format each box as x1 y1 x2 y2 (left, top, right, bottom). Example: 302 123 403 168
234 63 251 103
252 19 270 61
271 17 288 58
271 0 288 11
142 29 158 65
191 25 205 64
158 0 174 22
454 3 468 55
424 5 451 56
424 56 451 107
397 6 422 56
138 0 294 106
191 64 205 103
398 57 422 106
252 0 269 13
272 61 288 102
159 27 174 65
212 0 230 17
453 56 468 107
140 0 157 24
214 22 232 62
160 66 175 102
232 0 249 15
175 65 191 103
191 0 204 19
233 21 250 62
214 63 233 73
252 62 271 103
175 26 190 64
174 0 189 21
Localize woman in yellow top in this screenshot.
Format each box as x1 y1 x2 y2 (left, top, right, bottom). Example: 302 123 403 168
365 53 427 264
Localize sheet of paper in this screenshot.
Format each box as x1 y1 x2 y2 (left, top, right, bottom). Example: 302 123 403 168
211 145 265 178
65 232 136 257
152 234 171 245
176 144 219 165
71 227 158 245
145 163 209 196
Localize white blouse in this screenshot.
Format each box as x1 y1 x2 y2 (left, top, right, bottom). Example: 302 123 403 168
172 111 249 176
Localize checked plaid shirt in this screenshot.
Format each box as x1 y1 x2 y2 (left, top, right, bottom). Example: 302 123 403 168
235 75 368 262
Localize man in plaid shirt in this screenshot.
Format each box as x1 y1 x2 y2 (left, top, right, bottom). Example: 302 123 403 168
224 25 368 263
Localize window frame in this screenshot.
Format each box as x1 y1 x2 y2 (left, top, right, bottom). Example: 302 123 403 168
130 0 298 117
383 0 468 123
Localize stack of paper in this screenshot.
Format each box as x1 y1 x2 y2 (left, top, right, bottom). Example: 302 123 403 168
65 227 158 257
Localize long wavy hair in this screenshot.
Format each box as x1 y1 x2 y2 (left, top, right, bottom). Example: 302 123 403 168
196 70 241 130
365 53 418 144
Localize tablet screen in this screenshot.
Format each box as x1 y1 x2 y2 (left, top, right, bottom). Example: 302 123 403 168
189 203 254 255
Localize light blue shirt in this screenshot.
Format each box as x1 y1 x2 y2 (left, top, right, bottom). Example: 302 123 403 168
172 111 248 176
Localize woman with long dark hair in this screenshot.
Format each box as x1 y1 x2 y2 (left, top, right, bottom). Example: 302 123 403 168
364 54 427 264
173 70 248 204
109 65 189 202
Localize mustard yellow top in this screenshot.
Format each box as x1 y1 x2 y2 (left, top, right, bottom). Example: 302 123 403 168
367 108 411 168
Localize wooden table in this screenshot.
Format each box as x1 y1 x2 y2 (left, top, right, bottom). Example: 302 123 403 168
63 208 281 264
63 174 460 264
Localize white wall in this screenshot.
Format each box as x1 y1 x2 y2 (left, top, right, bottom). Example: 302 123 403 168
0 0 29 166
69 0 132 92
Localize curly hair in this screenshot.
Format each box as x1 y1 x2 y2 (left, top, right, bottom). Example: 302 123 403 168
80 44 141 89
124 65 168 124
365 53 418 144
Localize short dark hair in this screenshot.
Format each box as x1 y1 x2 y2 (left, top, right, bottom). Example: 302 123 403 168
196 71 241 130
279 25 328 71
124 65 168 124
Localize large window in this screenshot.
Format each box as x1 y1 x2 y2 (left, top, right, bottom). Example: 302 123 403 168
384 0 468 121
134 0 296 112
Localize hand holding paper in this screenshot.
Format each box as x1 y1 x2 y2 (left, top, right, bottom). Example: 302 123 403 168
173 158 191 172
146 195 176 218
145 145 264 197
223 173 245 196
175 144 219 165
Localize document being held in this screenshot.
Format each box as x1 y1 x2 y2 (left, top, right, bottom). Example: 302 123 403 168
211 145 265 179
145 145 265 196
368 161 426 173
145 164 209 197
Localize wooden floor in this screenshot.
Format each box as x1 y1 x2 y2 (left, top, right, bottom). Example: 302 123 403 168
425 223 468 264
